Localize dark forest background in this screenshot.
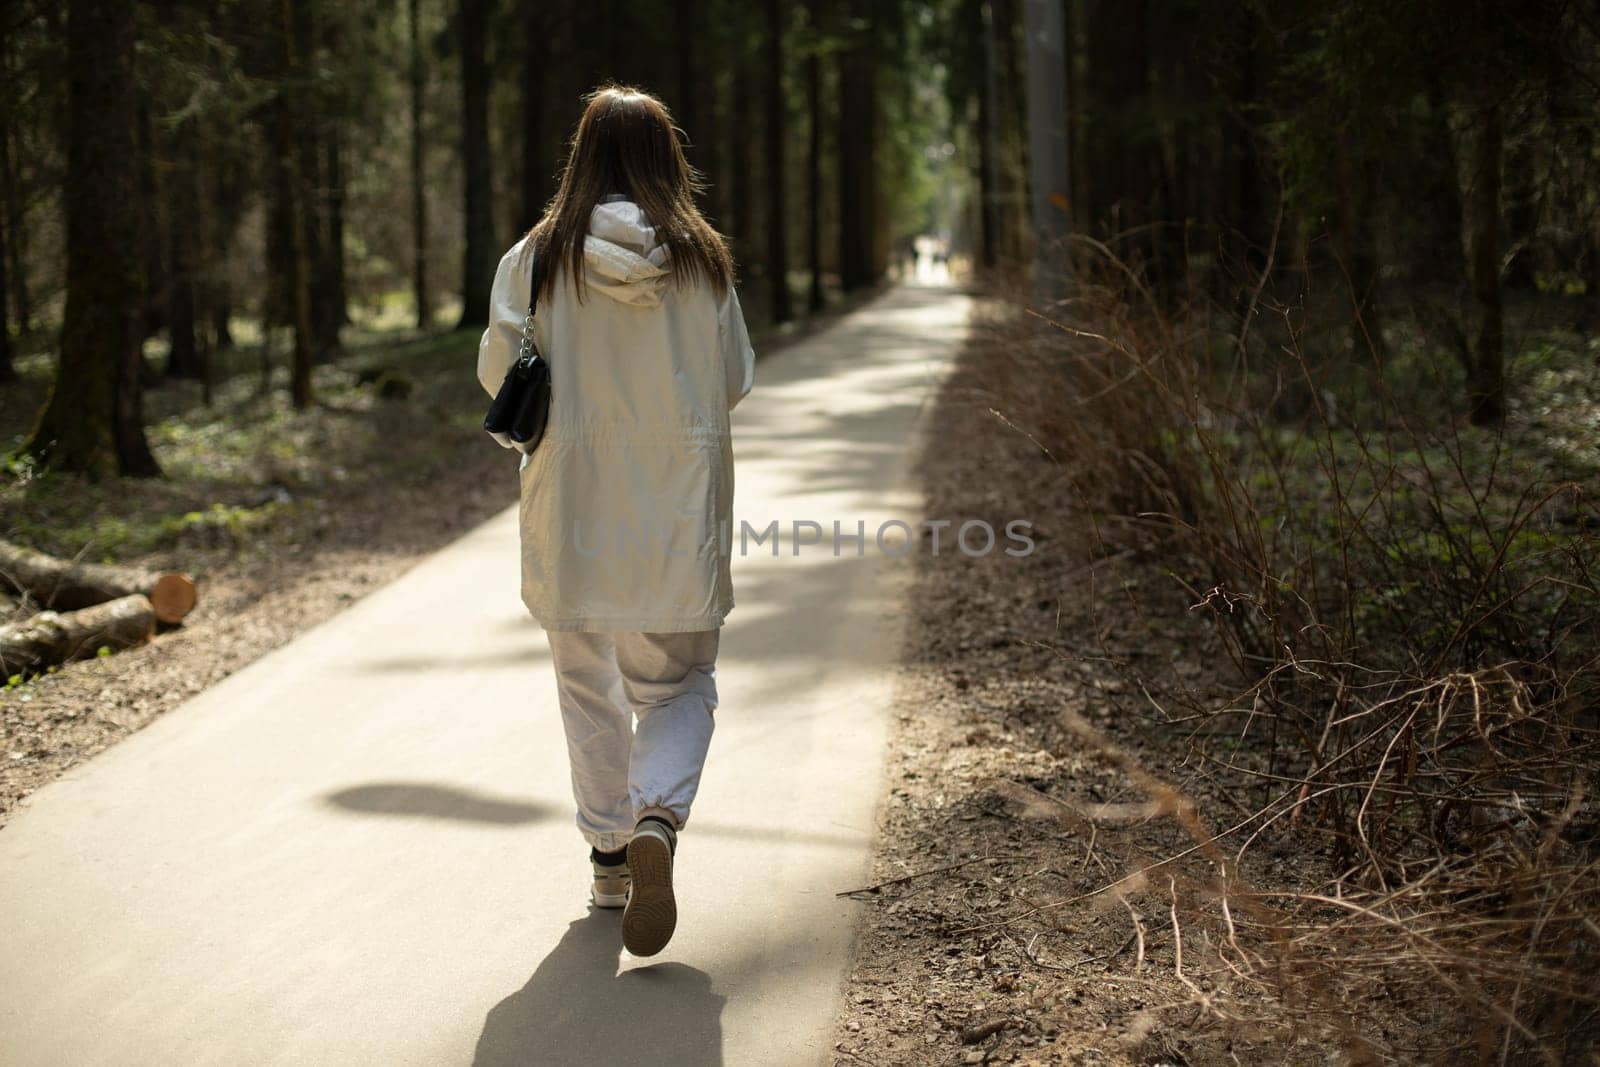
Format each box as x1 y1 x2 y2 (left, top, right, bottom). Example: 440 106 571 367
3 1 1598 477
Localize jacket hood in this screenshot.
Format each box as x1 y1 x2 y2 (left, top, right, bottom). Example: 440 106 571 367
583 199 671 308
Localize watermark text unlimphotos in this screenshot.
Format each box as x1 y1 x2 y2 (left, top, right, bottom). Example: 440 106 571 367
567 517 1036 559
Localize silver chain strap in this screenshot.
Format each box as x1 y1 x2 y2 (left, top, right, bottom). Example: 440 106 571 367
517 310 537 367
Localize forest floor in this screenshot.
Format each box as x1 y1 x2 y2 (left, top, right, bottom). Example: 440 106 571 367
828 299 1600 1065
0 287 875 829
828 315 1305 1066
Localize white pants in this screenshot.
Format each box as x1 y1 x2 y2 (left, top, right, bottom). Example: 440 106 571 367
546 629 719 852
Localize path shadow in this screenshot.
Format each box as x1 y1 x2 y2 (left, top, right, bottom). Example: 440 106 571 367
474 913 725 1066
323 782 552 824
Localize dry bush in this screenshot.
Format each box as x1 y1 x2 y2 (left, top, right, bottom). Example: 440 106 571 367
979 236 1600 1063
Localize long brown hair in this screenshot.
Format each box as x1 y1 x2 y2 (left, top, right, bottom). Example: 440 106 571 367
524 85 733 302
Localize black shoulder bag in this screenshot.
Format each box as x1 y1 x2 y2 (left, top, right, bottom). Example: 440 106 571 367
483 253 551 454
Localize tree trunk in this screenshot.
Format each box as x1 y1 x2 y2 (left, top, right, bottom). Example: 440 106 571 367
1464 102 1505 426
0 138 10 383
1585 236 1600 328
729 27 753 272
676 0 698 179
520 0 549 233
24 0 157 478
1083 0 1148 239
993 0 1028 263
806 0 825 311
212 300 235 351
976 0 1001 271
324 124 348 332
292 0 339 363
409 0 431 329
1 116 27 337
457 0 496 328
1222 5 1265 271
164 118 203 380
1023 0 1070 300
0 12 13 383
0 594 156 676
0 29 31 341
276 0 315 409
135 101 167 349
764 0 793 324
406 0 432 327
1329 147 1385 362
836 0 876 291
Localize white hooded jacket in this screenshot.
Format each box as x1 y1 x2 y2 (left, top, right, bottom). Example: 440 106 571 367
476 197 755 632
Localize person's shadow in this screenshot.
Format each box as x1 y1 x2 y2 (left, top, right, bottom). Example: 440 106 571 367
473 912 725 1066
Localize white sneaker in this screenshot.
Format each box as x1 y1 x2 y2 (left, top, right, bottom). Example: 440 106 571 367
591 859 631 909
622 820 677 956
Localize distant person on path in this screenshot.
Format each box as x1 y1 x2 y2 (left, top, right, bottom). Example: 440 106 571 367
476 85 756 958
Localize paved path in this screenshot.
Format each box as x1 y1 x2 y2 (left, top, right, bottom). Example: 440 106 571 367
0 284 970 1067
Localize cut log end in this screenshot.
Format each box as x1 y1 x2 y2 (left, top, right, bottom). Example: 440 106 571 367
149 573 198 625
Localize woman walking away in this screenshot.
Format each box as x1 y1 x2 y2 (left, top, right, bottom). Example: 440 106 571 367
476 86 755 958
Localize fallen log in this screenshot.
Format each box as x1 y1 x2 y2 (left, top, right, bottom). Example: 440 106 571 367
0 540 197 624
0 594 156 675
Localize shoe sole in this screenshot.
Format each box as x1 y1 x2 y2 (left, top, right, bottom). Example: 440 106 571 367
622 832 676 956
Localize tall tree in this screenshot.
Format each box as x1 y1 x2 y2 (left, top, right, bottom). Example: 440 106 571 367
24 0 158 476
0 139 11 383
1461 100 1504 426
675 0 699 180
294 0 340 360
410 0 431 328
975 0 1001 270
728 12 754 272
806 0 826 311
457 0 496 328
764 0 793 323
0 13 27 348
520 0 550 232
163 113 204 381
1022 0 1069 297
0 12 14 384
273 0 316 408
836 0 877 291
319 123 348 343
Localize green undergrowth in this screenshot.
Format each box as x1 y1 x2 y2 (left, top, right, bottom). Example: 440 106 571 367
1 324 489 571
